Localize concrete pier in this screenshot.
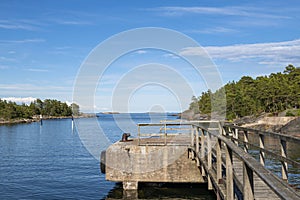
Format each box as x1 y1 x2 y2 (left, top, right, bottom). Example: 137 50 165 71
105 138 204 190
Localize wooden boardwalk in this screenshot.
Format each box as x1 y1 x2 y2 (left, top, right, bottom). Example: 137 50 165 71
188 122 300 200
137 121 300 200
232 156 280 200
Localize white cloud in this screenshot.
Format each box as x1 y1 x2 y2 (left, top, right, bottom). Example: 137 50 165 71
2 97 36 105
0 19 43 31
25 68 49 72
154 6 288 19
52 19 92 26
0 39 45 45
188 27 238 34
180 39 300 66
163 53 180 59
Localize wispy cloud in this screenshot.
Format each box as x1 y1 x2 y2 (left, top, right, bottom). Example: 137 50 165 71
163 53 180 59
0 56 16 62
153 6 289 19
25 68 49 72
0 83 68 91
0 19 42 31
0 38 45 45
180 39 300 66
52 19 93 26
188 27 238 34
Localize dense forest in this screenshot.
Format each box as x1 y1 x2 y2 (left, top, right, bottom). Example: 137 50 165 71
189 65 300 120
0 98 80 120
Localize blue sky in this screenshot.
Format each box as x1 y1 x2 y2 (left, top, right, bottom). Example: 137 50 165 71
1 0 300 112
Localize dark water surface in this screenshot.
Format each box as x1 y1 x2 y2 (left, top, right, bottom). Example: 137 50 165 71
0 114 216 199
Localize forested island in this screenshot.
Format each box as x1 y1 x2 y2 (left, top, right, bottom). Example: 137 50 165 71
188 65 300 120
0 98 80 124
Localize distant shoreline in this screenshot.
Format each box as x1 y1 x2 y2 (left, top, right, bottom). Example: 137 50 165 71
0 113 96 126
100 112 120 114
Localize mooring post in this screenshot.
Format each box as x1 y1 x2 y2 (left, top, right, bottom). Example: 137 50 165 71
225 144 233 200
280 138 288 181
259 133 265 166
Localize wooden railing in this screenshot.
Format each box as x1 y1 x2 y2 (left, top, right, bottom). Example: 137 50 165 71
189 122 300 200
137 122 192 145
222 124 300 182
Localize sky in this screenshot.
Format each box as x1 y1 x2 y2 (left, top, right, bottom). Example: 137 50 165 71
0 0 300 113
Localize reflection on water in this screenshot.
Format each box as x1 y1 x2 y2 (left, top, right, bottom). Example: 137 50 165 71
105 183 216 200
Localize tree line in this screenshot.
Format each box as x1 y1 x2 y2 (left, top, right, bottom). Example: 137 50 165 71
189 65 300 120
0 98 80 120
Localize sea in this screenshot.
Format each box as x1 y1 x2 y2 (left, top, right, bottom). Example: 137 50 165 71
0 113 216 199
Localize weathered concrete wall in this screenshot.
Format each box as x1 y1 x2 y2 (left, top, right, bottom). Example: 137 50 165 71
105 140 204 186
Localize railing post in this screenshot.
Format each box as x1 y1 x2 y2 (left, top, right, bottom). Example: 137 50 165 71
243 130 249 153
243 163 254 200
138 125 141 145
216 138 222 184
259 133 265 166
191 125 194 147
200 129 206 176
218 121 225 136
233 128 239 145
280 138 288 182
164 123 167 145
195 127 199 154
225 144 233 200
207 131 213 190
195 127 200 166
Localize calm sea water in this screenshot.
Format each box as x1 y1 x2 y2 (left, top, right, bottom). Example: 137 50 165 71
0 113 216 199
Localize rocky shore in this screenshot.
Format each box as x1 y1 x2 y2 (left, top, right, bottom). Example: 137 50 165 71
180 110 300 137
